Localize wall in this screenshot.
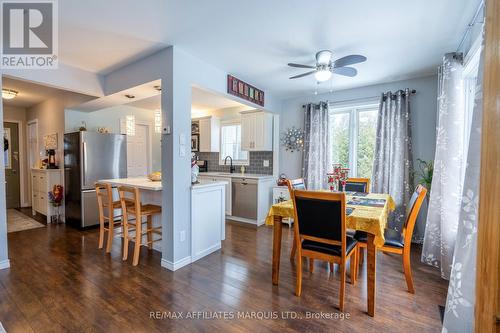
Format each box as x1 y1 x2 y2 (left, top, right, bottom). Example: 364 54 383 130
65 105 162 171
197 151 273 175
279 74 438 240
3 106 29 206
0 79 9 268
279 74 438 178
26 92 95 168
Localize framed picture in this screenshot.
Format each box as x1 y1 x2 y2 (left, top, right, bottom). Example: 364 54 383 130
191 134 199 152
191 121 199 134
227 75 265 106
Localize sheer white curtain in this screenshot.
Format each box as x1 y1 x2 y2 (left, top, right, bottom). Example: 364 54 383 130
421 53 466 280
442 34 484 333
302 102 330 190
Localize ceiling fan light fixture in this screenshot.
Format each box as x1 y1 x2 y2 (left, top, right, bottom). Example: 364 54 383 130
2 89 18 100
316 50 332 65
315 69 332 82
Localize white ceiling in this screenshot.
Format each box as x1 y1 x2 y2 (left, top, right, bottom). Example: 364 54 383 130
2 77 71 108
58 0 480 97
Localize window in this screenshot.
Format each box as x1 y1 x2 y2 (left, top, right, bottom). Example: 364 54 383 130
329 103 378 179
219 121 249 165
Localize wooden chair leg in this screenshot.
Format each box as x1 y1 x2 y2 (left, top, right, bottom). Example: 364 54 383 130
349 252 356 285
122 220 129 261
329 262 334 273
106 218 114 253
290 234 297 261
309 258 314 273
339 262 346 312
147 215 153 250
403 251 415 294
132 216 142 266
98 221 105 249
295 254 302 296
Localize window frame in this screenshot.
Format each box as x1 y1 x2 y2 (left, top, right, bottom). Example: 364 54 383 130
218 119 249 166
328 101 379 178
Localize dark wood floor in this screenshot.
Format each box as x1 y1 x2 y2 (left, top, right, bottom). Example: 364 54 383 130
0 222 447 333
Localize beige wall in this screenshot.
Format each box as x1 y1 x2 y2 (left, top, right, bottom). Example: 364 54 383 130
26 92 94 169
3 106 29 206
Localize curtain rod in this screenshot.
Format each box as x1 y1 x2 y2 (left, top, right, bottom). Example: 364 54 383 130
456 0 485 53
302 89 416 108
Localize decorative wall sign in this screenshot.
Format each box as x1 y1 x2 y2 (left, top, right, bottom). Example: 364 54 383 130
43 133 58 150
227 75 265 106
281 127 304 152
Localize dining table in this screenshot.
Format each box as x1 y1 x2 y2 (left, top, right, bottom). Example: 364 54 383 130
266 192 396 317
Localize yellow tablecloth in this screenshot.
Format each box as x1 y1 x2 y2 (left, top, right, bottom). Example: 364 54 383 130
265 193 396 247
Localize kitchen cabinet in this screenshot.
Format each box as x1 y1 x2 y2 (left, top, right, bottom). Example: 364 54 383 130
197 175 232 215
241 111 273 151
193 116 220 152
31 169 62 223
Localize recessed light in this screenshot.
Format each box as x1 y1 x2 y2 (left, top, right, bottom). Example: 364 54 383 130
124 94 135 99
2 89 18 100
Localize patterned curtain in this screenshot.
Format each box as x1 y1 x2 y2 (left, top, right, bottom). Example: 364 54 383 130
442 34 484 333
421 54 466 280
372 90 414 231
302 102 330 190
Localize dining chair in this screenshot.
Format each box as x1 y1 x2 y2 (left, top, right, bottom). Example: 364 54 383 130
354 184 427 293
287 178 306 260
344 178 371 193
95 182 125 253
291 189 358 311
118 186 162 266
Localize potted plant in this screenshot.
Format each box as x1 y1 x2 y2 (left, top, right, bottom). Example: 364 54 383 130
415 159 433 194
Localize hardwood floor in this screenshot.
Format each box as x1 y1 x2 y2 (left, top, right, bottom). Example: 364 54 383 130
0 222 447 332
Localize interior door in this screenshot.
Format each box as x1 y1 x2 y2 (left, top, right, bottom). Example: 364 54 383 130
4 122 20 208
127 124 149 177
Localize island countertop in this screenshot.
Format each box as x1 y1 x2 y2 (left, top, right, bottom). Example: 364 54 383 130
100 177 228 191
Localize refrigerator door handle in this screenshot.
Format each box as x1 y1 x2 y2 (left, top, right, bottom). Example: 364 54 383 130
82 141 88 186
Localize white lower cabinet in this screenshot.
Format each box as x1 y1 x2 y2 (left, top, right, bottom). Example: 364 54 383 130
31 169 62 223
197 175 232 216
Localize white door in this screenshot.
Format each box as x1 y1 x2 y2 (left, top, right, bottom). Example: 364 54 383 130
127 124 150 177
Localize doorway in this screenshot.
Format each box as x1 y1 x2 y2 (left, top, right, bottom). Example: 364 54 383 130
127 122 151 177
4 122 20 208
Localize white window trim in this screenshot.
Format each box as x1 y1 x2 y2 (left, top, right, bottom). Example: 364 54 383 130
328 101 379 177
219 120 249 166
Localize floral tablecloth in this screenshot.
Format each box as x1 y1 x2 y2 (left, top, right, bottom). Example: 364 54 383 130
265 193 396 247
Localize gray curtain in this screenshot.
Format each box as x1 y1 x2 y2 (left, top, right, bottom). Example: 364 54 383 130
302 102 330 190
421 53 466 280
442 34 484 333
372 90 414 231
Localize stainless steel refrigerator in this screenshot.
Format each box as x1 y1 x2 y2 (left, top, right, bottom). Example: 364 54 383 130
64 131 127 228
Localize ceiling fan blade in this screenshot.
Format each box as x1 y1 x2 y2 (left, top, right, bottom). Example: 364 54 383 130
289 70 317 79
333 55 367 68
288 63 316 69
332 67 358 77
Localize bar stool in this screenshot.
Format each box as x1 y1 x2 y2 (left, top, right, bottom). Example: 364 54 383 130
95 182 125 253
118 186 162 266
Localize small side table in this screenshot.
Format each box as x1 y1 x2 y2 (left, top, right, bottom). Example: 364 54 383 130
272 186 293 227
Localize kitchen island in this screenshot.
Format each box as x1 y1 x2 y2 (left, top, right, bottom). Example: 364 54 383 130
100 177 226 267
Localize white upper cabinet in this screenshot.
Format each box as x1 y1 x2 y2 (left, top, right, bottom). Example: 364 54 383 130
241 111 273 151
195 116 220 152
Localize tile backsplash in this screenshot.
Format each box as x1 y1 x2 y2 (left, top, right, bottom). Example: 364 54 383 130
196 151 273 175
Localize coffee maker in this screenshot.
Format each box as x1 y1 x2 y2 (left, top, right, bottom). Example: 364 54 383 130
46 149 57 169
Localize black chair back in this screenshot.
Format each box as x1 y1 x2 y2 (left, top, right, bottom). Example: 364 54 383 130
293 191 346 243
344 182 367 193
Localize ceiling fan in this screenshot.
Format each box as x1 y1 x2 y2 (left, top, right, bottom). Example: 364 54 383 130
288 50 366 82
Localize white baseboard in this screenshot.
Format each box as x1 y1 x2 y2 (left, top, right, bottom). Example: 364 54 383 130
192 243 221 262
0 259 10 270
161 256 191 271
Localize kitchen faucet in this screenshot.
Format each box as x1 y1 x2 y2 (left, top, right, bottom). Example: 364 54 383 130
224 156 235 173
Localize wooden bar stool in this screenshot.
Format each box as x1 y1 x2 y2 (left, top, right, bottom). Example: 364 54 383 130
95 182 125 253
118 186 162 266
